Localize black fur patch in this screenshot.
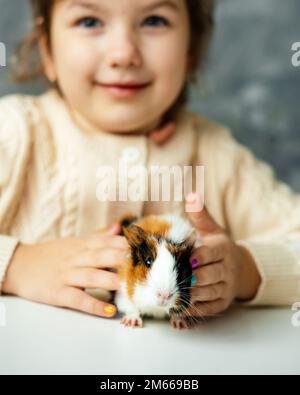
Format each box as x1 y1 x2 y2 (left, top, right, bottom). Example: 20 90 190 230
120 216 138 235
131 240 155 268
175 243 194 309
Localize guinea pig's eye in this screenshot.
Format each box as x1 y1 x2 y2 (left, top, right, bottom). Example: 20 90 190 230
145 256 153 266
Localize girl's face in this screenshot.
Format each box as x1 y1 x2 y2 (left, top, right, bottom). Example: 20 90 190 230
43 0 191 134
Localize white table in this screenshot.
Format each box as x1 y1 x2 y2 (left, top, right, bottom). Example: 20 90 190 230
0 296 299 375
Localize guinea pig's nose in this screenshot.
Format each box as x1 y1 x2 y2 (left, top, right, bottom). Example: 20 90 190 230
157 291 173 304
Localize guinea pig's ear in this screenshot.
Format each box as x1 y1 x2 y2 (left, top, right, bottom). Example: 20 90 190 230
190 228 198 243
123 225 147 247
183 228 197 247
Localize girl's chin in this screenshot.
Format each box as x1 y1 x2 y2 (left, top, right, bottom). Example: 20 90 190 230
101 117 162 136
67 100 161 135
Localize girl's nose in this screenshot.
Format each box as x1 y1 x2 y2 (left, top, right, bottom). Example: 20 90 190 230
107 30 142 68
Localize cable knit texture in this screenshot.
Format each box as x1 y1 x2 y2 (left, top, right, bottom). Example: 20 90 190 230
1 88 300 304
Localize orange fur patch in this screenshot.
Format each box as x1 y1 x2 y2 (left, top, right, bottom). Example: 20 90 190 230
126 236 158 300
126 262 150 300
136 215 170 237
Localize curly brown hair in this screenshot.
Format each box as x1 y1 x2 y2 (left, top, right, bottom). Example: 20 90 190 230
11 0 215 124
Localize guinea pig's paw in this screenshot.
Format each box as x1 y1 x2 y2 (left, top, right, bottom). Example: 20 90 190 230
121 314 144 328
170 316 194 330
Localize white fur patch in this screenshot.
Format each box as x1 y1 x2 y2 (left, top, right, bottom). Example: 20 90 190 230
132 242 179 318
161 214 195 244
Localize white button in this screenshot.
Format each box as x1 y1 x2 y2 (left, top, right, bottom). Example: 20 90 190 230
121 147 140 163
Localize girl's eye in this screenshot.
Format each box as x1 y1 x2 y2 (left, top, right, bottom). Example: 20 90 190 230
76 17 102 29
143 15 169 28
74 15 169 30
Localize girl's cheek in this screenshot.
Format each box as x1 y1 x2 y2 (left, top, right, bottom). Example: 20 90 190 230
158 42 188 76
60 41 97 75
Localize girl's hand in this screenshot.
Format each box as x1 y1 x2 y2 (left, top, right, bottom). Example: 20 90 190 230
2 223 130 318
184 193 261 318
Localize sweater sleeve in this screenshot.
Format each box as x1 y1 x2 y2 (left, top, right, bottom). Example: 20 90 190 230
0 94 33 293
210 126 300 306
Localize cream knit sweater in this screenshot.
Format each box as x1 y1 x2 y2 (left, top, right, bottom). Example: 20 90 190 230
1 89 300 305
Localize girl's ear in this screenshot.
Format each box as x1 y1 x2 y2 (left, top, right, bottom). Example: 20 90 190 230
123 225 147 247
38 34 57 83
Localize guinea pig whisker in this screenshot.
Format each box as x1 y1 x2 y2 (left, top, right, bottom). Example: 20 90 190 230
175 276 193 287
176 285 192 291
174 305 201 325
175 283 191 291
180 295 217 316
176 296 209 323
183 307 208 324
175 281 193 291
198 303 224 319
176 288 193 296
177 296 222 323
188 301 223 320
178 291 225 319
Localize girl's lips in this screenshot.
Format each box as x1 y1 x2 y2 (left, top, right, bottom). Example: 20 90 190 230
96 82 151 99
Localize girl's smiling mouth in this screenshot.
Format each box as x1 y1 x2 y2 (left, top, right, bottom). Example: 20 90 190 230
95 81 152 99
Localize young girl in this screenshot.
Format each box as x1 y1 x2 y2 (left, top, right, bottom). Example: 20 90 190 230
1 0 300 321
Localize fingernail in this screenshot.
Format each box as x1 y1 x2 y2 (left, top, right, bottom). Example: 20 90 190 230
186 192 197 203
191 259 199 269
191 275 197 286
185 193 204 213
104 304 117 317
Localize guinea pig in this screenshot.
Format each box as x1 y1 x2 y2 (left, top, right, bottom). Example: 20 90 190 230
114 214 198 329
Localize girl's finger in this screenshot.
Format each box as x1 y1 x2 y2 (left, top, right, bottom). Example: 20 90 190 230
57 287 118 318
191 243 225 266
106 223 122 236
90 223 120 235
193 262 226 286
84 234 129 252
78 247 129 269
191 282 226 302
66 268 120 290
182 299 228 318
88 223 121 238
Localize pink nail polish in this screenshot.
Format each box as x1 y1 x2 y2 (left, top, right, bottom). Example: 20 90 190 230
191 259 199 269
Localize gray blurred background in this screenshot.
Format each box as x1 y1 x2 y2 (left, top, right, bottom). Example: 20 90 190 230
0 0 299 191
